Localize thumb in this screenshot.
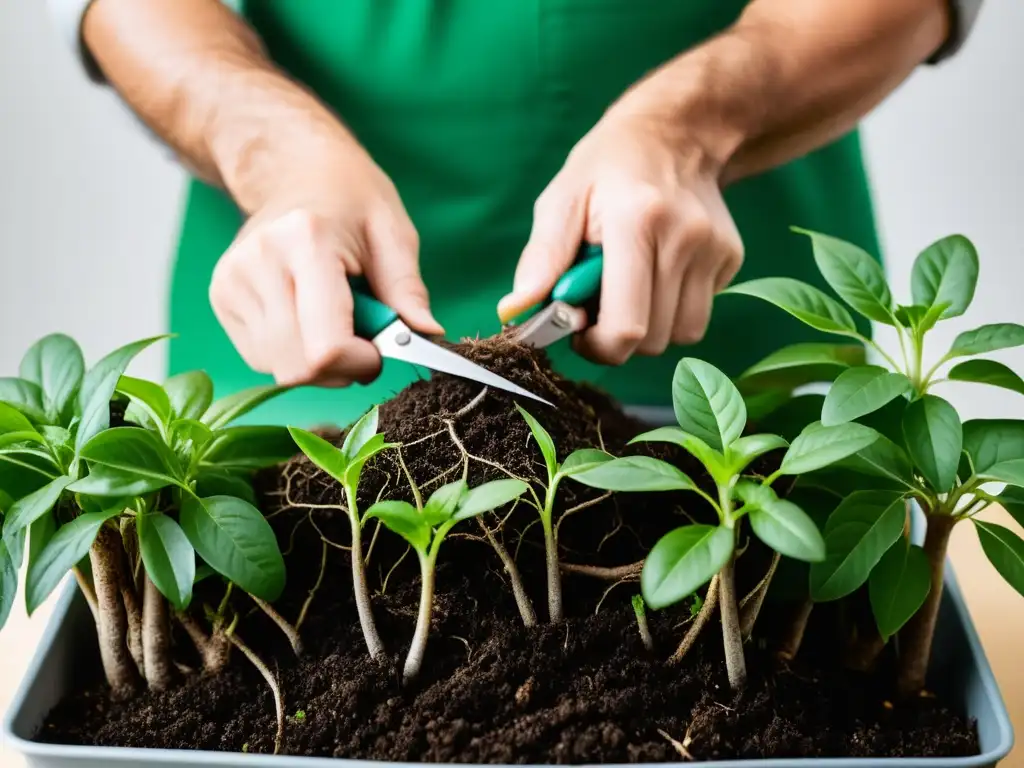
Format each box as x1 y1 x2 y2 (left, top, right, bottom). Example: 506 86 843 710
498 184 587 324
365 212 444 336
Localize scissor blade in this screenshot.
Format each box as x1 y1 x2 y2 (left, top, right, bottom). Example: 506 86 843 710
374 321 554 407
512 302 589 348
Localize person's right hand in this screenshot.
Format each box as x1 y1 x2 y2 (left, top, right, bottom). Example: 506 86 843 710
209 146 443 388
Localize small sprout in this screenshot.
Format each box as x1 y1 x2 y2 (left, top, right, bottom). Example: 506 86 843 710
631 594 654 652
365 477 528 683
293 709 306 722
689 593 704 618
242 743 249 753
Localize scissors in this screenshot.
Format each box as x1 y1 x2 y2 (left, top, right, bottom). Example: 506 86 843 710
350 279 554 407
508 243 603 349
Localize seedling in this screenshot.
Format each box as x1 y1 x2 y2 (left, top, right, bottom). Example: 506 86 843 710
570 357 877 689
289 407 396 660
365 477 528 682
515 404 615 622
0 334 292 694
725 230 1024 694
632 594 654 651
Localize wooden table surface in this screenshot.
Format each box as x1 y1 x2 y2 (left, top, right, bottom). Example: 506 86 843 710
2 507 1021 767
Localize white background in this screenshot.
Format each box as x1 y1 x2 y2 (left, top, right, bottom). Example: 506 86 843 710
1 0 1023 763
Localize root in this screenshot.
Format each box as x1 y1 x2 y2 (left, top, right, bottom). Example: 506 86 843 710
657 727 694 761
777 599 813 661
228 626 286 755
142 575 176 691
72 565 99 624
296 540 328 633
176 611 230 673
555 491 613 537
670 575 720 665
561 560 643 581
594 578 633 614
89 528 140 696
249 594 303 657
477 517 537 627
739 552 780 640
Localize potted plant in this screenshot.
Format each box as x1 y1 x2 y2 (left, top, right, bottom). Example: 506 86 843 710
0 232 1015 766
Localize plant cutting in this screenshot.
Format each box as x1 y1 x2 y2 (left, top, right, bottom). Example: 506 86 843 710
725 229 1024 695
0 333 294 698
364 476 528 682
570 356 877 689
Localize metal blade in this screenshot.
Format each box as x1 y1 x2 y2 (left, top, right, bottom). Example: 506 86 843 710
374 320 554 407
513 302 588 348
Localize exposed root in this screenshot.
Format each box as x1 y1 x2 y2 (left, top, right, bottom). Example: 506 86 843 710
561 560 643 581
555 491 613 537
670 575 720 665
296 540 328 633
142 575 176 691
228 625 286 756
657 727 694 761
89 528 140 697
476 517 537 627
594 578 633 614
381 546 411 594
777 599 813 661
740 552 780 639
176 611 230 674
249 594 303 657
72 565 99 624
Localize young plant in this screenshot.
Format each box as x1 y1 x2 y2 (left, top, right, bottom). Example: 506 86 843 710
365 477 528 683
631 594 654 651
569 357 877 689
288 407 395 660
724 230 1024 694
515 404 615 623
0 334 293 695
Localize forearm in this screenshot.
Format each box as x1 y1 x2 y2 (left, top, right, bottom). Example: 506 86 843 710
612 0 950 184
83 0 360 214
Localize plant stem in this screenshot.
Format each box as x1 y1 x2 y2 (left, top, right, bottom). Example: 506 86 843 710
739 552 780 640
250 594 303 657
142 575 175 691
176 611 230 673
72 565 99 624
403 550 437 684
89 527 140 697
227 628 285 755
670 575 719 665
718 554 746 690
346 485 384 659
476 518 537 628
776 598 813 661
845 625 886 672
541 501 563 623
632 598 654 652
897 513 956 696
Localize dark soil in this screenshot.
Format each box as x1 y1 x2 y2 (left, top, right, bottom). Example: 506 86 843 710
39 339 978 762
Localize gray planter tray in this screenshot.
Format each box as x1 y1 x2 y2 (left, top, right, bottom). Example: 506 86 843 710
3 563 1013 768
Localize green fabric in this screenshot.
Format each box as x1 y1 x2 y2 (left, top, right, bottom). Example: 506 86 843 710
169 0 881 428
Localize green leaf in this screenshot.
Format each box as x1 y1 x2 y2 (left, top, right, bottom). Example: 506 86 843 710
727 434 788 474
755 394 826 442
737 481 826 562
454 479 529 521
343 434 396 487
894 303 950 335
364 500 431 552
164 371 214 421
721 277 859 336
20 334 85 422
949 359 1024 397
170 418 214 452
0 540 16 631
962 420 1024 474
629 426 730 483
979 459 1024 487
340 406 380 465
201 384 288 430
558 449 614 477
975 521 1024 598
516 404 557 480
76 336 167 455
288 428 347 484
744 389 793 423
779 421 878 476
68 465 172 497
997 486 1024 531
423 480 468 525
853 395 909 447
793 228 893 324
671 358 746 453
79 427 183 488
193 469 257 505
911 234 979 319
26 508 120 614
902 395 962 492
138 513 195 610
194 564 217 585
2 475 72 538
810 491 907 602
570 456 696 493
116 375 172 429
0 402 38 436
949 324 1024 359
837 434 917 488
179 495 285 601
736 343 867 393
869 539 931 640
641 525 734 610
822 366 912 426
0 378 48 423
26 512 55 572
201 426 296 471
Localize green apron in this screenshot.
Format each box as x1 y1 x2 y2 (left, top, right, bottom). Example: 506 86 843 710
169 0 880 427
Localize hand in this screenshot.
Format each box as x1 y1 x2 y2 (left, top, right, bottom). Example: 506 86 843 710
499 99 744 365
209 147 443 387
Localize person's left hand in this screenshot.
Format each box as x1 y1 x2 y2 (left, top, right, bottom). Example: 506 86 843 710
498 97 744 365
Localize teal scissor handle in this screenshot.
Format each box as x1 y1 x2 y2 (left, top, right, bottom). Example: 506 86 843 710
349 278 399 339
551 243 603 307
